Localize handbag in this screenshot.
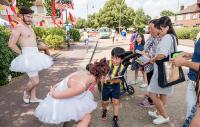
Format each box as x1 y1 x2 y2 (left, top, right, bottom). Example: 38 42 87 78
156 35 185 88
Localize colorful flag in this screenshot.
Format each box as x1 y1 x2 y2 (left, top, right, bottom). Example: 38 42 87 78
6 8 14 28
51 0 56 25
68 11 73 23
67 3 74 9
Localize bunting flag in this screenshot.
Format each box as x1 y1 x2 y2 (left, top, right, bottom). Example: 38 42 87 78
10 0 16 14
51 0 56 25
72 16 77 25
68 11 73 23
67 3 74 9
6 8 14 28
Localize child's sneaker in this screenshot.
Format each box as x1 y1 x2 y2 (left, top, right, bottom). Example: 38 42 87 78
112 116 119 127
102 109 107 121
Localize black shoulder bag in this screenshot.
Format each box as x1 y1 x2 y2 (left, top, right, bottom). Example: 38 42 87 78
156 35 185 88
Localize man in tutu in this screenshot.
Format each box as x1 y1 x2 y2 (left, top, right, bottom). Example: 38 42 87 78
8 7 53 104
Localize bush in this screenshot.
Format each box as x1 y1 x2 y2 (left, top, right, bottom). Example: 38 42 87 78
69 29 80 41
45 28 66 40
45 34 64 49
33 27 46 40
176 27 200 40
0 26 21 86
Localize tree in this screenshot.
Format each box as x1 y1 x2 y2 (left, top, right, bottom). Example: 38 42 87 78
87 0 135 29
75 18 87 29
134 8 151 33
16 0 36 8
160 10 175 16
87 13 99 28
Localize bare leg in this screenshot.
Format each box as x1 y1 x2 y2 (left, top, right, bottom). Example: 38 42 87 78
149 92 168 118
142 71 148 85
76 113 91 127
135 70 138 81
102 101 109 110
29 75 39 100
160 94 167 106
112 99 120 116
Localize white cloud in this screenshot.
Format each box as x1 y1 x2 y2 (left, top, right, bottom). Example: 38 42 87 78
73 0 196 19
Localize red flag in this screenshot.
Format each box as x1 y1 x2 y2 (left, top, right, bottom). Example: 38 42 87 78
67 3 74 9
68 12 73 23
6 8 14 28
10 0 16 14
51 0 56 25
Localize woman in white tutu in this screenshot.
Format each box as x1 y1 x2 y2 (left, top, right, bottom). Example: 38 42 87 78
35 58 110 127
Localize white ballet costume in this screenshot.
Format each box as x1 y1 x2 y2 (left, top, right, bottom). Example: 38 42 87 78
34 76 97 124
10 47 53 73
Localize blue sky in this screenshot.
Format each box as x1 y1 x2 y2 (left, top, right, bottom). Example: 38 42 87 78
73 0 196 19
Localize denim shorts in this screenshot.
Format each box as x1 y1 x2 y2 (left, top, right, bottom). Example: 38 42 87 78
102 84 120 101
182 105 197 127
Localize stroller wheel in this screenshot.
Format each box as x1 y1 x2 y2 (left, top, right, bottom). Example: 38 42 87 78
127 85 134 95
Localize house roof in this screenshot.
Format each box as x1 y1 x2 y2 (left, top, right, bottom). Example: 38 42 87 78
179 3 200 14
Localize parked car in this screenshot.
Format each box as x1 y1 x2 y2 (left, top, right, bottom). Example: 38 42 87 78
98 27 111 39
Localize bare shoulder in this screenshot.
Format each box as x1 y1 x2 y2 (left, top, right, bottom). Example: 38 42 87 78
12 24 24 32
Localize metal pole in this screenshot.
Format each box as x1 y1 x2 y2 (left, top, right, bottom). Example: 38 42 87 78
119 0 125 34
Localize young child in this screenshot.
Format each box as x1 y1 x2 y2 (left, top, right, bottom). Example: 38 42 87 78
101 47 125 127
34 58 110 127
131 34 148 88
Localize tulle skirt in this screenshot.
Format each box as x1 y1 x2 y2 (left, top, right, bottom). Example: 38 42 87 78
10 47 53 73
34 78 97 124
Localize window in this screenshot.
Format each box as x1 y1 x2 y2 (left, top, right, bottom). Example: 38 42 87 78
186 14 191 20
193 14 197 19
177 15 183 20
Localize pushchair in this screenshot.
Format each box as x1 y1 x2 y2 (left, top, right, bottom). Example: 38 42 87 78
119 51 142 96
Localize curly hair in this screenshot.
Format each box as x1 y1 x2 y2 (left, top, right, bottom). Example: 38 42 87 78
89 58 110 80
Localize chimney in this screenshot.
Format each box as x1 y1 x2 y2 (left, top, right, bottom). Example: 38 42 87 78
180 5 184 11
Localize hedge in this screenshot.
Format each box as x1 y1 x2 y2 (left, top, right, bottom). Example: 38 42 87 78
0 26 21 86
175 27 200 40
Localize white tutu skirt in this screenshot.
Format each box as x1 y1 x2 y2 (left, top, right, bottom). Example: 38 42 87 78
34 77 97 124
10 47 53 73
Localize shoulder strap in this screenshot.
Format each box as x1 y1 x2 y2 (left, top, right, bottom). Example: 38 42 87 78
196 65 200 105
170 34 176 52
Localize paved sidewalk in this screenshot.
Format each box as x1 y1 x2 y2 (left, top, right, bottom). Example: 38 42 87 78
0 42 96 127
0 37 193 127
89 38 188 127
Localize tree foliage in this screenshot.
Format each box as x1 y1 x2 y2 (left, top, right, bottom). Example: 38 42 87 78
160 10 175 16
134 8 151 33
75 18 87 29
85 0 150 31
95 0 135 29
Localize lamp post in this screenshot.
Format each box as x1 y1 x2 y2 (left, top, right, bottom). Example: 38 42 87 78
119 0 125 34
